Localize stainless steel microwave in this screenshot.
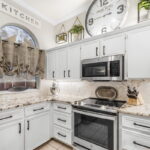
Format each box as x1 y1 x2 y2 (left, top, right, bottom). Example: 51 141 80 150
81 55 124 81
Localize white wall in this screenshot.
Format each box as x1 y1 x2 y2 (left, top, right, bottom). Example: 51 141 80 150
54 0 139 47
0 0 55 49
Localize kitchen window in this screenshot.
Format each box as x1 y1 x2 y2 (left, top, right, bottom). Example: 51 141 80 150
0 25 39 91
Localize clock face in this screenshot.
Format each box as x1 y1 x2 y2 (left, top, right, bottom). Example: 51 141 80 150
85 0 128 36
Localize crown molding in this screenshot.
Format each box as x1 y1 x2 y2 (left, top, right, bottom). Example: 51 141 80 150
9 0 91 26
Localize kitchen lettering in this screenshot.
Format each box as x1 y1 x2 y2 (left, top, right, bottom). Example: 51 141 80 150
0 0 41 28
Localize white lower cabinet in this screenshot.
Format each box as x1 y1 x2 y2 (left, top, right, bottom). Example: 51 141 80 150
0 120 24 150
53 102 72 145
54 125 72 145
25 112 50 150
0 108 24 150
120 113 150 150
25 103 50 150
122 129 150 150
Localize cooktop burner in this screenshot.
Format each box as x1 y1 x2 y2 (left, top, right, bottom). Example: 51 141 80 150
73 98 126 114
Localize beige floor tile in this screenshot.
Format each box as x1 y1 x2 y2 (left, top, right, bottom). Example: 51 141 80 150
35 139 73 150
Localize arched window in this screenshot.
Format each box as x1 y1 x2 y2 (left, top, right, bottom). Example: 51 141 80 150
0 25 38 48
0 25 39 91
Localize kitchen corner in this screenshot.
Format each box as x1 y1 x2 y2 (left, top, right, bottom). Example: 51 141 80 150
0 0 150 150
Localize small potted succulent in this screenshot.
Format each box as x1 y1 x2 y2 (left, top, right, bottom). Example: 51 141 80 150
138 0 150 22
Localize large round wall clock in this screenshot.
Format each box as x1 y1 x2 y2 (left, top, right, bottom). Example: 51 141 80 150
85 0 128 36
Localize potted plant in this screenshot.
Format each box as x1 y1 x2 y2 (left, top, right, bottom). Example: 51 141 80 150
138 0 150 22
68 17 84 42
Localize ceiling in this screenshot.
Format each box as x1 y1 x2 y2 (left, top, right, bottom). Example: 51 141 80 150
12 0 92 25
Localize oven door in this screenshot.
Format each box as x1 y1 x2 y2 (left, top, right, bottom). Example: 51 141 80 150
73 109 117 150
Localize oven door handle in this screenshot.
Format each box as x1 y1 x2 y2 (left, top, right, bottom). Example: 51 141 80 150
73 109 116 121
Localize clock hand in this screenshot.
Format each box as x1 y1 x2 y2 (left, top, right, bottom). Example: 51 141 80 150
94 12 112 20
103 12 112 17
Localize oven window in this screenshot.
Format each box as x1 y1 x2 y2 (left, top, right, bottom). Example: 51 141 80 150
74 112 114 150
82 62 108 77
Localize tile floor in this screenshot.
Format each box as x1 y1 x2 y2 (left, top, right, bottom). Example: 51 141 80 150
35 139 73 150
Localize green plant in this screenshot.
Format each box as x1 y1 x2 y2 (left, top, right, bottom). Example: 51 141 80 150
139 0 150 10
69 25 84 34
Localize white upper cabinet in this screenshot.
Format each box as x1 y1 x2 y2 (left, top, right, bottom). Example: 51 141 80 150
47 50 57 79
81 40 100 60
101 34 126 57
67 45 81 79
126 27 150 79
57 48 68 79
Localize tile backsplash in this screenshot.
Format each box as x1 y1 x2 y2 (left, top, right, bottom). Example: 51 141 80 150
48 80 150 104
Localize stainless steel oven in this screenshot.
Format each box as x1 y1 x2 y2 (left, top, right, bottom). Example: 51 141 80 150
81 55 124 81
73 108 117 150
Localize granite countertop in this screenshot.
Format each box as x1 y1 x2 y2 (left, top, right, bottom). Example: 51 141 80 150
0 93 150 117
0 94 86 111
119 104 150 117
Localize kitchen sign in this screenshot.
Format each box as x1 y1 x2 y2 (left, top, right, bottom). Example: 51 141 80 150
0 0 41 28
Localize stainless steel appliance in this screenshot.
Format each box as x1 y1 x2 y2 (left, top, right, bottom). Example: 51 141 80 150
81 55 124 81
73 98 126 150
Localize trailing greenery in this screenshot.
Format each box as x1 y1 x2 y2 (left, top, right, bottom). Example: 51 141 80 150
139 0 150 10
69 25 84 34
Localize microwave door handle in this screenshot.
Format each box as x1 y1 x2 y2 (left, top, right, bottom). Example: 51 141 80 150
108 61 111 79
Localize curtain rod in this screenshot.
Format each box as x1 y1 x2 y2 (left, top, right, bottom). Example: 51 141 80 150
1 40 35 49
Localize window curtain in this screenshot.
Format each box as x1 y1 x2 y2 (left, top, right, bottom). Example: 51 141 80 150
0 40 46 79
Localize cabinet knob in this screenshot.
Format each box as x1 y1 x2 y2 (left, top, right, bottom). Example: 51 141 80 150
52 71 55 78
18 123 21 134
96 47 98 56
68 70 70 78
64 70 66 78
103 45 106 56
27 120 30 131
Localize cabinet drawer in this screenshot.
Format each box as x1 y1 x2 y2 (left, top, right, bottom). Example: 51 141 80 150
54 125 72 145
122 129 150 150
25 102 50 117
122 115 150 133
0 108 24 125
54 111 72 129
53 103 71 114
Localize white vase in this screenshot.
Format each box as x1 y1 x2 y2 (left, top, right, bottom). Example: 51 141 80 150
72 33 82 42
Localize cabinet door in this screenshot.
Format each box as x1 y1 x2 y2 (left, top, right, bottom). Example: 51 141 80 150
81 40 100 60
67 45 81 79
57 48 68 79
47 51 57 79
126 27 150 79
0 120 24 150
101 34 125 56
25 112 50 150
122 129 150 150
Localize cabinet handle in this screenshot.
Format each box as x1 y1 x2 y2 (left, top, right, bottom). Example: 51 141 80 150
0 115 12 121
133 123 150 129
133 141 150 149
68 70 70 78
27 120 30 130
64 70 66 78
96 47 98 56
18 123 21 134
57 118 67 123
52 71 55 78
57 106 66 110
33 107 44 112
103 45 106 56
58 132 66 138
